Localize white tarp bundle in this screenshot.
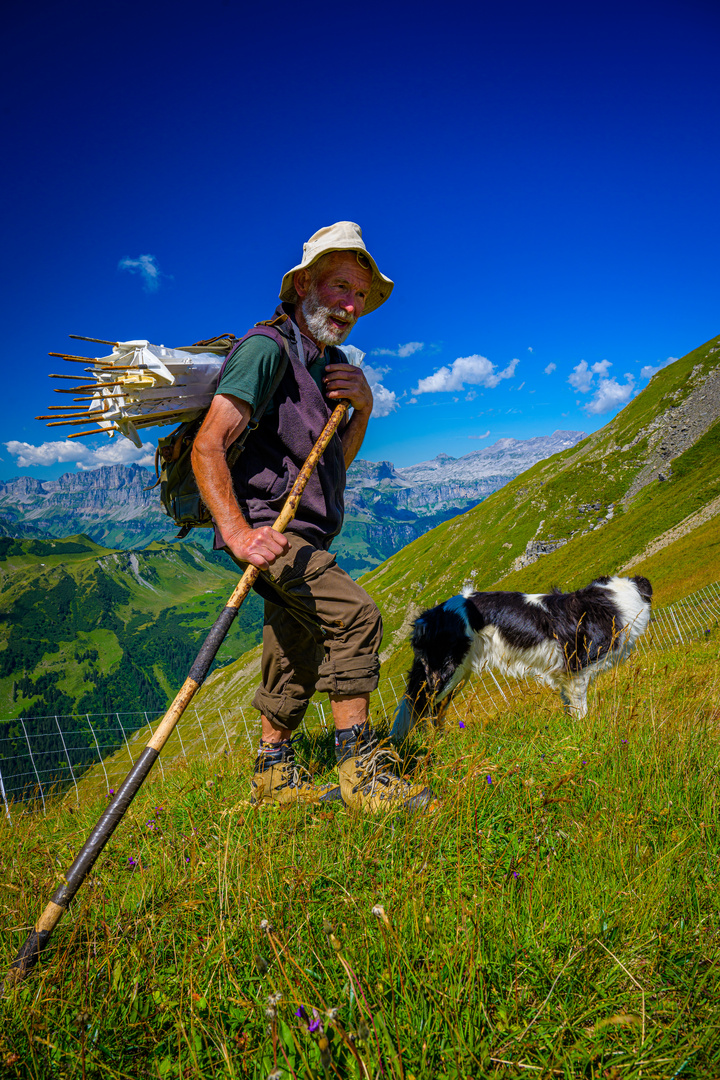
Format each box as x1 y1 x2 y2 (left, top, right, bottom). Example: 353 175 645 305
84 341 227 447
43 338 364 447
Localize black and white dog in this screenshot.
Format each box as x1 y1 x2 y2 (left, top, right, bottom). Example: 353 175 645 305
391 575 652 741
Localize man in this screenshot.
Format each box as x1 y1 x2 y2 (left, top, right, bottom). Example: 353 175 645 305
192 222 433 811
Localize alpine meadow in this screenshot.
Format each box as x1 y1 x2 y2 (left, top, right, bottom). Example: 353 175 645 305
1 335 719 1079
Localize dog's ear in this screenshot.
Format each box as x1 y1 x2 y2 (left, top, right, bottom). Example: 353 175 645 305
631 575 652 602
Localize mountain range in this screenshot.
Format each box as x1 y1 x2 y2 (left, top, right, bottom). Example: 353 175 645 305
0 430 585 575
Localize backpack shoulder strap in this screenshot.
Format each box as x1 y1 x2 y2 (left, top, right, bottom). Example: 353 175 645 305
223 323 294 466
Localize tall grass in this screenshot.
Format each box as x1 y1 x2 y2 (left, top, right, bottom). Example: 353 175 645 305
1 636 718 1079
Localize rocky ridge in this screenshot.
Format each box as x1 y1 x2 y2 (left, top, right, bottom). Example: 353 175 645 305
0 431 587 572
621 359 720 498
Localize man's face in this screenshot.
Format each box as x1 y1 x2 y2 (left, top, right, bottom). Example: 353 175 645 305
297 252 373 346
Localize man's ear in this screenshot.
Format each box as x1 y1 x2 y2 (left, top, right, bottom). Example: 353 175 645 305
294 268 311 300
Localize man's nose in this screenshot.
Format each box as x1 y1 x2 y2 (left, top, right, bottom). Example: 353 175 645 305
348 291 365 316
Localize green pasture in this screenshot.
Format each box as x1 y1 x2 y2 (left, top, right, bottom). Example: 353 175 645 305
1 633 718 1079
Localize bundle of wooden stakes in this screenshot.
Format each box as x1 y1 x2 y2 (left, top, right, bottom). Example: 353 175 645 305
38 334 237 448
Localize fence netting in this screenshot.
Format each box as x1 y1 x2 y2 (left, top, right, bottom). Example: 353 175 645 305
1 581 718 822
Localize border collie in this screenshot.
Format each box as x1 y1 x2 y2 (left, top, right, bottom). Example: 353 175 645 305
391 575 652 741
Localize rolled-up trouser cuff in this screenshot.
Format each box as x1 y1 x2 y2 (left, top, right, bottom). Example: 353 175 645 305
316 653 380 696
252 687 309 732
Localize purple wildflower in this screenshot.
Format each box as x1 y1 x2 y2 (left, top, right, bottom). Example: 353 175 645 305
486 775 492 785
107 789 115 797
458 721 466 729
512 871 519 879
295 1005 308 1021
308 1016 322 1033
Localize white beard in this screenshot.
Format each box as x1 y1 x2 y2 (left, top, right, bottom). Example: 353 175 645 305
301 286 355 345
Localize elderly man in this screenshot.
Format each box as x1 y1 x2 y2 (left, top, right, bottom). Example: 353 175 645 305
192 223 433 811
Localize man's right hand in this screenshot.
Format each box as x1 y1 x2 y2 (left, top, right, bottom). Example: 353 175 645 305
224 524 289 571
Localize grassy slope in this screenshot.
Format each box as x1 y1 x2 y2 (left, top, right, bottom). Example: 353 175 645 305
623 514 720 605
0 536 263 719
1 634 718 1079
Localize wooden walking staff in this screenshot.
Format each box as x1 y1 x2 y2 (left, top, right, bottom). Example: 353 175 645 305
6 400 350 988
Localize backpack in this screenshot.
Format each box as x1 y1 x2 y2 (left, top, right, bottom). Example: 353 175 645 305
151 324 293 538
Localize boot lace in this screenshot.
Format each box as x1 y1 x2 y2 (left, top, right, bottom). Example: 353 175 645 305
352 729 409 797
259 735 314 792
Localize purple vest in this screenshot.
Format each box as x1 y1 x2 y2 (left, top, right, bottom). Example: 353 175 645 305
228 305 347 549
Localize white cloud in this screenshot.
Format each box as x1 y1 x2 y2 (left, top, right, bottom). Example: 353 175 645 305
465 390 477 402
544 363 556 375
361 363 399 418
516 381 525 391
568 360 594 393
568 357 635 414
584 376 635 415
528 346 533 352
118 253 163 292
371 341 424 358
413 354 519 395
468 430 491 439
640 356 678 380
5 438 156 470
408 396 418 404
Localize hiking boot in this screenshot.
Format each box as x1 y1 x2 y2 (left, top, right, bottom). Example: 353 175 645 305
335 724 437 813
251 737 342 807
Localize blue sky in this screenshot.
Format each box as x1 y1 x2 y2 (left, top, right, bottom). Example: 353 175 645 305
3 0 719 479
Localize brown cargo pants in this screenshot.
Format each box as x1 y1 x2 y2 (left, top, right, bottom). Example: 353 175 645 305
228 534 383 731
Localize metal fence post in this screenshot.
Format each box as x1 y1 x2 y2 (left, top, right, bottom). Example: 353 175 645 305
54 716 79 805
217 707 232 751
18 717 46 814
316 700 328 733
487 669 510 705
238 706 253 752
375 684 387 723
86 715 110 792
669 607 686 645
193 706 210 756
0 759 12 826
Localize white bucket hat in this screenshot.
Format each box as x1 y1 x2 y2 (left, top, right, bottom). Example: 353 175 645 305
279 221 394 315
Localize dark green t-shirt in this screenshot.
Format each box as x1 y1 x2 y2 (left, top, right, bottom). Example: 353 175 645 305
215 334 329 414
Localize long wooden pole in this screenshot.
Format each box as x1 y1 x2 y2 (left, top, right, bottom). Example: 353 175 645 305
6 401 349 988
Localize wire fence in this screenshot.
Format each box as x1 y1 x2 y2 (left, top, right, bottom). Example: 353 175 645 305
1 581 718 823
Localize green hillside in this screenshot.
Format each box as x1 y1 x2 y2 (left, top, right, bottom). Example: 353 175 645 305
0 536 264 796
349 333 720 682
0 535 265 719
